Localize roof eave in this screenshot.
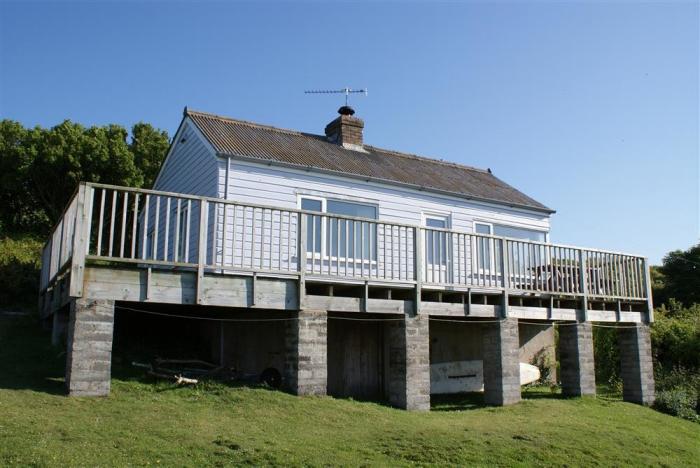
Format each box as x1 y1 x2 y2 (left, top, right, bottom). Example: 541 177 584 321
216 151 556 215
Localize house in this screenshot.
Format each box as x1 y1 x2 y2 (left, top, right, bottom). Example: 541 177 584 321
40 106 655 410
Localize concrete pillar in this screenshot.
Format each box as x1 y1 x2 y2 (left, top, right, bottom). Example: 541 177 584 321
386 314 430 411
284 309 327 396
618 325 655 405
65 298 115 397
558 322 596 397
482 318 521 406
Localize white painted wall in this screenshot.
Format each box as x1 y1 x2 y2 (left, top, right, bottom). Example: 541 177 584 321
211 157 551 282
148 120 219 264
217 159 550 233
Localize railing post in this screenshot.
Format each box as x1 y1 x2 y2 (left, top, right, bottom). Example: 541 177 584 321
196 199 208 305
414 226 423 315
69 183 92 297
298 213 307 310
500 238 509 318
643 257 654 323
578 250 589 322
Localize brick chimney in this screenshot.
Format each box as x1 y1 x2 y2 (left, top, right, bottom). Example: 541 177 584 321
324 106 364 150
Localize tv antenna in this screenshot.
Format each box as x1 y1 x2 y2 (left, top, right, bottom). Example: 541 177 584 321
304 87 368 107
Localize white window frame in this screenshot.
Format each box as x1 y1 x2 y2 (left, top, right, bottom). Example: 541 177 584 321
473 221 495 274
297 195 378 264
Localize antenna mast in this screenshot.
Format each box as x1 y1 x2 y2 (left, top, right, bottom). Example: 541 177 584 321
304 87 368 107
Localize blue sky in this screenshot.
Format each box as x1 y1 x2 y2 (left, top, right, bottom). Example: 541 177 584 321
1 1 697 264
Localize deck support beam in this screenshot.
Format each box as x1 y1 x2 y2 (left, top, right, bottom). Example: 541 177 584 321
558 322 596 397
482 317 521 406
387 313 431 411
619 325 655 405
65 298 115 397
284 309 327 396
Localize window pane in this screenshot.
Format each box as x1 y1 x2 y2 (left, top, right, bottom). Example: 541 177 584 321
301 198 322 212
327 200 377 219
475 223 492 235
426 217 447 228
493 225 545 242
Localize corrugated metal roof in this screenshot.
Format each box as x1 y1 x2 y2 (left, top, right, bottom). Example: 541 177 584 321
186 109 553 213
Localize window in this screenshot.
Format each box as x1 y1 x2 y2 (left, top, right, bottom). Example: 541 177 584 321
424 215 449 265
493 225 546 242
300 196 378 259
474 222 493 271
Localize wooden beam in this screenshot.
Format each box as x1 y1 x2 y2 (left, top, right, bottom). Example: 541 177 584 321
196 200 208 305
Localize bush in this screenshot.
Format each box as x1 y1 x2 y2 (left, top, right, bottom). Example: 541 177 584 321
651 301 700 371
654 388 699 422
0 236 42 311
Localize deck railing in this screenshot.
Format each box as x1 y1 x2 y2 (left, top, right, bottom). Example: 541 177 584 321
40 183 653 306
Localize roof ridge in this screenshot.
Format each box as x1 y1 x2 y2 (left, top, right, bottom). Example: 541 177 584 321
186 108 307 137
188 108 490 175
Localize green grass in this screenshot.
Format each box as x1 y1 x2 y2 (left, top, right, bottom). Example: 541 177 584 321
1 317 699 467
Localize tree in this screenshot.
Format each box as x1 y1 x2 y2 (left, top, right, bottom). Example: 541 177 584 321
28 121 143 227
0 119 169 235
658 244 700 308
130 122 170 188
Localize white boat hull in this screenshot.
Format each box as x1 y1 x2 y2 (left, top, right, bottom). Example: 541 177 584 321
430 360 541 394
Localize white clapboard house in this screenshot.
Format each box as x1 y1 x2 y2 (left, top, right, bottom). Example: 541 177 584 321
40 106 655 409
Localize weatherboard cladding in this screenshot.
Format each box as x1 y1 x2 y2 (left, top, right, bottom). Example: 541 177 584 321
186 110 553 213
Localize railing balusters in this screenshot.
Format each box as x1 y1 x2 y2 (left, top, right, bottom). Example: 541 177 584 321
96 189 106 256
108 190 117 257
141 194 150 259
131 194 139 259
185 200 191 263
120 192 128 258
153 196 160 260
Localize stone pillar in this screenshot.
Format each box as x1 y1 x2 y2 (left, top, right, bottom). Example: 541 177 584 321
618 325 655 405
558 322 596 397
284 310 327 396
65 298 115 397
482 318 521 406
386 314 430 411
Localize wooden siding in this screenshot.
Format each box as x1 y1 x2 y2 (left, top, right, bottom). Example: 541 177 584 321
152 121 219 264
217 159 550 232
213 158 550 277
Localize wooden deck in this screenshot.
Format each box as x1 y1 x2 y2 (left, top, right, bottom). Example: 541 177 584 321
39 183 653 323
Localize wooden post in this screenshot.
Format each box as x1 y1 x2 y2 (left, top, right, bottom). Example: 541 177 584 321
414 227 423 316
69 183 92 297
196 199 208 305
643 257 654 323
578 250 589 322
298 213 307 310
500 238 509 318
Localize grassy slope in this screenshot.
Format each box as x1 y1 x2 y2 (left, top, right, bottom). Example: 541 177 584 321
1 317 699 467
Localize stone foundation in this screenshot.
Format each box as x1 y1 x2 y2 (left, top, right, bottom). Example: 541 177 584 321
558 322 596 397
387 314 430 411
619 325 655 405
284 309 327 396
482 318 520 406
65 298 115 397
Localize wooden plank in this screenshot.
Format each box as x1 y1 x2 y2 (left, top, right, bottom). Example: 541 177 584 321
643 257 654 322
69 184 90 297
414 227 423 315
298 213 307 309
196 199 208 304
